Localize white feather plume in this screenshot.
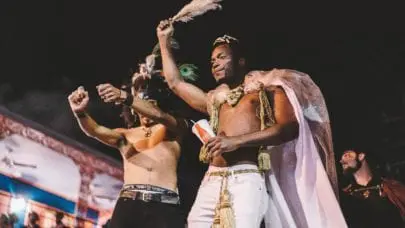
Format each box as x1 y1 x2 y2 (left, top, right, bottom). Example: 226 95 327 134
172 0 223 23
145 54 156 75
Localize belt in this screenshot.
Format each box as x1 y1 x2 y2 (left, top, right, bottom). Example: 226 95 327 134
119 187 180 205
206 169 262 177
122 184 178 196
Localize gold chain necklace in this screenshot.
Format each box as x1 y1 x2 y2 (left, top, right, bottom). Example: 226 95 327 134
141 127 152 137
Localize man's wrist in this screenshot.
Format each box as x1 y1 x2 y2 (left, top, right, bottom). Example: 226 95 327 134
159 39 172 51
74 110 88 119
123 94 134 106
118 89 126 100
229 136 241 149
234 135 246 148
158 36 169 44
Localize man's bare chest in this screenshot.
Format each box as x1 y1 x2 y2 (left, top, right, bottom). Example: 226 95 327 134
125 125 167 151
219 93 260 118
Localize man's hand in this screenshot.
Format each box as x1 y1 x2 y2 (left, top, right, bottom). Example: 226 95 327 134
68 86 89 113
96 83 128 104
156 19 174 42
206 134 241 158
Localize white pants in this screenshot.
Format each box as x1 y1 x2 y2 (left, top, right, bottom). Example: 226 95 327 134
187 164 268 228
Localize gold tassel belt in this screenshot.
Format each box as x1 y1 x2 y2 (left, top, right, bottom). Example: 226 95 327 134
209 168 262 228
206 169 262 177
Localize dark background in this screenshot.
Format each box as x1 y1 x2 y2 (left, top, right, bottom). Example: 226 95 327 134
1 1 405 210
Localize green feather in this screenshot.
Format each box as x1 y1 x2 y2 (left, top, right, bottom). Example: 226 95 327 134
179 63 199 82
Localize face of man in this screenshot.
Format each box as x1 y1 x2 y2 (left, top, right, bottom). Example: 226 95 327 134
340 150 362 175
211 44 237 83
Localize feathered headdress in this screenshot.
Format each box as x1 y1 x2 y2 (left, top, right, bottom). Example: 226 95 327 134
132 38 197 85
213 34 239 46
171 0 224 23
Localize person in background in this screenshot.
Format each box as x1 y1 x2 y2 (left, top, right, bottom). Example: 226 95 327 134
23 211 40 228
340 148 405 227
54 212 67 228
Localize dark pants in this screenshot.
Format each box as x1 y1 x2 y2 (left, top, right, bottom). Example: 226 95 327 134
109 197 185 228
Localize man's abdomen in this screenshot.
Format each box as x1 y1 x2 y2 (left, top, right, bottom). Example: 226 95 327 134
213 93 262 167
123 143 179 192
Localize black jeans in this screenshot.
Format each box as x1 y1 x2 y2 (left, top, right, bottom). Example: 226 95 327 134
109 197 185 228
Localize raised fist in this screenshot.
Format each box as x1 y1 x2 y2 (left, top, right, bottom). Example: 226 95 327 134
97 83 128 104
68 86 89 113
157 19 174 41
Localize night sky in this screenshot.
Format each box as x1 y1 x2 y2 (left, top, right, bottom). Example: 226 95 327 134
1 1 405 205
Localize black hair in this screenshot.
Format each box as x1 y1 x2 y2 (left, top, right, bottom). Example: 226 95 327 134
120 74 194 128
55 211 64 221
138 75 193 118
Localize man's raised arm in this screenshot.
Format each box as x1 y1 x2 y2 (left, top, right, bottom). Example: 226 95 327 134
68 86 123 148
157 20 208 114
97 83 189 135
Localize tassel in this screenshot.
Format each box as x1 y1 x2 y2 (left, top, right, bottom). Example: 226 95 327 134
212 206 221 228
257 88 274 172
258 148 271 172
212 175 235 228
219 189 235 228
209 103 220 134
199 145 210 163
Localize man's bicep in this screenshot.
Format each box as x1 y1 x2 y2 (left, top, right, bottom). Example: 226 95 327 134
272 87 297 124
92 126 123 147
175 81 208 114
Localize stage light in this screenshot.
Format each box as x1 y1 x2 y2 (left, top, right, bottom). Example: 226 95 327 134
10 196 26 213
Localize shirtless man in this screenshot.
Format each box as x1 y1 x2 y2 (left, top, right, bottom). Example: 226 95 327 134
157 18 349 227
68 81 189 228
157 21 299 227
